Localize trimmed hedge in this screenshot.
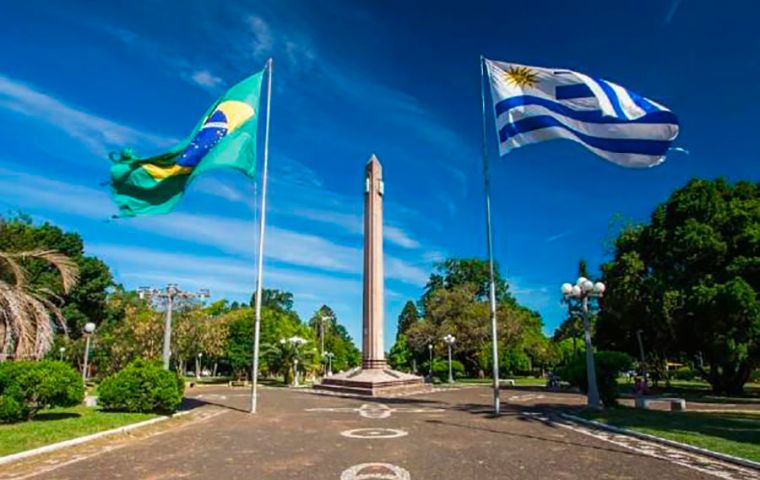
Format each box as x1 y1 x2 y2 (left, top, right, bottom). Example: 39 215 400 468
98 359 184 414
562 351 632 406
0 360 84 422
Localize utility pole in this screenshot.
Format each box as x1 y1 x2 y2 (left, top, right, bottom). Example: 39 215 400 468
139 284 210 370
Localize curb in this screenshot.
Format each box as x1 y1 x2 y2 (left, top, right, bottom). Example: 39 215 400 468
0 410 192 466
559 412 760 472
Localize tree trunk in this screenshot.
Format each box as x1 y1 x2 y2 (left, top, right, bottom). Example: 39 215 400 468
213 361 218 377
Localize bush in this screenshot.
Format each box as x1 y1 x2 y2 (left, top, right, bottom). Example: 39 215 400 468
562 351 632 407
98 359 184 414
672 366 697 381
430 358 464 382
0 360 84 422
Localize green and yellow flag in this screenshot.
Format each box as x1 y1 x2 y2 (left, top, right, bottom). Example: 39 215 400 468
110 69 264 216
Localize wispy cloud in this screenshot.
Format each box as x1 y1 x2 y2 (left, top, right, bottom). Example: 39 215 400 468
385 225 420 249
545 230 573 244
3 167 428 286
190 177 254 207
188 70 226 92
665 0 684 24
0 74 173 157
0 166 115 218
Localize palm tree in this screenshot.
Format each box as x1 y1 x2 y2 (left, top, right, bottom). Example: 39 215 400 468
0 250 79 360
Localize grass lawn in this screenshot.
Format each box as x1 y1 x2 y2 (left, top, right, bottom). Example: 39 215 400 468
579 407 760 463
0 405 156 457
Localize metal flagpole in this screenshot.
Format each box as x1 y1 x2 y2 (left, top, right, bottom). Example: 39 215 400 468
479 55 501 415
250 58 273 414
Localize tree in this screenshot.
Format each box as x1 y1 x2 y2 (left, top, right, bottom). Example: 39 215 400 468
405 258 549 378
420 258 513 313
597 179 760 394
0 249 79 359
0 216 113 337
250 289 294 313
307 305 360 374
94 289 163 376
396 301 419 340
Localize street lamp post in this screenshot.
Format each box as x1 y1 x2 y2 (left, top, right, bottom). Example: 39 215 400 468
82 322 96 383
635 329 647 381
196 352 203 379
561 277 605 409
443 334 456 383
428 343 433 382
138 285 210 370
282 336 307 387
59 346 66 361
325 352 335 376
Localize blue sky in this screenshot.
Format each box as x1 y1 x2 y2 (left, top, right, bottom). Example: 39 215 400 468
0 1 757 348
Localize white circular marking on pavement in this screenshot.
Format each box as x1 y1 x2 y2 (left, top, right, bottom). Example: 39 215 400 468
340 463 411 480
306 402 444 419
340 428 408 439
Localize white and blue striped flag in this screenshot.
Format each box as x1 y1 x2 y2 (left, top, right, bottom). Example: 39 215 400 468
485 59 679 168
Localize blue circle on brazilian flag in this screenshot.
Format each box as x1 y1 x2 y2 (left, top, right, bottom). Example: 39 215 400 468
177 100 255 168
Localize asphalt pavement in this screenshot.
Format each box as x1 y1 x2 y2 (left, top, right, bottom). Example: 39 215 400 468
3 385 756 480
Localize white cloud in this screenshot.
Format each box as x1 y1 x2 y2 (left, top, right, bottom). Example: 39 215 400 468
190 177 253 206
385 225 420 249
247 16 275 57
0 74 174 157
0 166 115 218
545 230 573 243
189 70 226 91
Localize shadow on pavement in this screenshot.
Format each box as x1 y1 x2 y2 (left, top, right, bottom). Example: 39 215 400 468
424 417 655 461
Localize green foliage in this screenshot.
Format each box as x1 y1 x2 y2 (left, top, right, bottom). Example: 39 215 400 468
404 258 549 378
388 334 413 371
562 351 632 406
250 288 294 312
0 215 114 337
0 361 84 422
429 358 464 381
396 301 420 340
98 359 184 414
597 179 760 395
500 349 531 376
672 366 697 381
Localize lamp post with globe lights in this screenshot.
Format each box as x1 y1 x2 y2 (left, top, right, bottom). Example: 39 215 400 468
59 346 66 361
443 334 456 383
81 322 96 383
561 277 606 409
324 351 335 376
427 343 434 382
138 284 210 370
281 336 307 386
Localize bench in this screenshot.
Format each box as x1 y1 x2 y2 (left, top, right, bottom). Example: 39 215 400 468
500 379 516 387
634 396 686 411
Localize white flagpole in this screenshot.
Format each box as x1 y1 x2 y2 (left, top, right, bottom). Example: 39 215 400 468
250 58 273 414
480 55 501 415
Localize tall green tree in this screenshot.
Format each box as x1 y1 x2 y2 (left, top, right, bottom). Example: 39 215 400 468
597 179 760 394
0 215 113 337
404 258 548 377
396 300 419 340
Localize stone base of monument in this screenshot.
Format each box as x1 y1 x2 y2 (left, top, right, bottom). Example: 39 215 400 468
315 367 430 397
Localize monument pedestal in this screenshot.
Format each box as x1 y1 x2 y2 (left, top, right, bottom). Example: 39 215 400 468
316 368 429 397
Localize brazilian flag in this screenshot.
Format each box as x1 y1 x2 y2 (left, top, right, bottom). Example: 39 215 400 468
110 69 264 216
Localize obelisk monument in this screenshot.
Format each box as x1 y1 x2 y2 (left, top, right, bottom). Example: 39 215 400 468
317 155 426 396
362 155 386 369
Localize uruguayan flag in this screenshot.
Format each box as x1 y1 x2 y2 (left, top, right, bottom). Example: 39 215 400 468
486 59 679 168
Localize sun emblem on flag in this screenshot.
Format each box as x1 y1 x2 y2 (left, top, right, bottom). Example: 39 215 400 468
504 66 538 88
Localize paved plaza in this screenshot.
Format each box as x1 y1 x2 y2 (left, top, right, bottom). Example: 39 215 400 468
2 386 757 480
